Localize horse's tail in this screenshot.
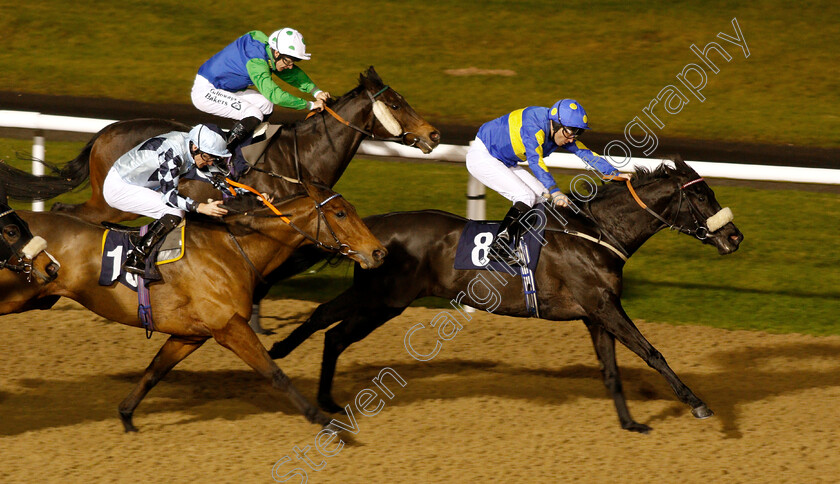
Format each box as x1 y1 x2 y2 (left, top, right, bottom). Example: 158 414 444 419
0 134 96 201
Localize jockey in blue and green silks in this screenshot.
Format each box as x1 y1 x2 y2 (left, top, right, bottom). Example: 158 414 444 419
191 28 331 151
466 99 630 264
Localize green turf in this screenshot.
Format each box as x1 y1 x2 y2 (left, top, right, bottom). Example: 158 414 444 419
7 138 833 335
1 1 838 147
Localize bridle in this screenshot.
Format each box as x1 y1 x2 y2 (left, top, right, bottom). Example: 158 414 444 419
225 179 356 256
0 208 59 282
625 177 725 240
309 85 427 149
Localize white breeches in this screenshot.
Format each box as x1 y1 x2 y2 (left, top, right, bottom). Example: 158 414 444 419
190 74 274 121
465 138 547 207
103 168 185 219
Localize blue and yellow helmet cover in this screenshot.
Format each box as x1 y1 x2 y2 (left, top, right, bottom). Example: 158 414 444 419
549 99 590 130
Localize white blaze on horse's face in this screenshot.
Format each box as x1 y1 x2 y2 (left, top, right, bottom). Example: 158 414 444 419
706 207 734 233
372 100 403 136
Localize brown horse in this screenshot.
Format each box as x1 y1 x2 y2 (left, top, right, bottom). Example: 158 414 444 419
269 159 744 433
0 67 440 224
0 183 386 432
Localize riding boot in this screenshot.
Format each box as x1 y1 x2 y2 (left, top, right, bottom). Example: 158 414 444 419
123 214 183 276
226 116 261 152
488 201 530 265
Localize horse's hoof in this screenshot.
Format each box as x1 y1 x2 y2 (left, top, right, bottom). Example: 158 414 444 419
622 421 652 434
691 405 714 419
318 399 346 415
119 411 138 432
322 422 344 435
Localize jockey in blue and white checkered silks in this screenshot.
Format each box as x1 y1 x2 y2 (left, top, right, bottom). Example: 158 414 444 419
191 28 332 152
103 123 238 275
466 99 630 265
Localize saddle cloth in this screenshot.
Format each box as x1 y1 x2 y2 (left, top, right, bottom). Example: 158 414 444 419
453 204 546 272
98 222 185 291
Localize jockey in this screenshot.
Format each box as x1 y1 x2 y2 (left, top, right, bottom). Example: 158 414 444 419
191 28 331 151
102 124 234 275
466 99 630 264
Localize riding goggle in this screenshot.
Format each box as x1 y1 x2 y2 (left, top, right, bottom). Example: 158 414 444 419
200 152 223 164
561 126 584 139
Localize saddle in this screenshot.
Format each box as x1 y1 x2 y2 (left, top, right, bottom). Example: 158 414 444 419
231 122 282 179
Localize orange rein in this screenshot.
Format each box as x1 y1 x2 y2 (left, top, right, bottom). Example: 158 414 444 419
224 178 291 224
599 174 647 209
305 105 353 128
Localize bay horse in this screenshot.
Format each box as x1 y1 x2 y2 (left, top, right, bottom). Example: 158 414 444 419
0 66 440 224
268 158 744 433
0 183 386 432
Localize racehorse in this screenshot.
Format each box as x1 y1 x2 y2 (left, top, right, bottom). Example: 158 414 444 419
0 184 60 295
268 158 744 433
0 183 386 432
0 66 440 224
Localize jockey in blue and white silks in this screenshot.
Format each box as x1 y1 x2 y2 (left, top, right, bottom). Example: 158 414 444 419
466 99 629 265
191 28 331 152
103 124 234 275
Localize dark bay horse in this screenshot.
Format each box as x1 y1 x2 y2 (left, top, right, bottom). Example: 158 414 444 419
0 66 440 224
268 159 744 433
0 183 386 432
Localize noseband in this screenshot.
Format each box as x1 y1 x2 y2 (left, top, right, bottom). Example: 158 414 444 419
625 177 731 240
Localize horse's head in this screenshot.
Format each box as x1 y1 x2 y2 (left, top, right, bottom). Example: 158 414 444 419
298 182 387 269
358 66 440 153
0 200 60 283
663 157 744 255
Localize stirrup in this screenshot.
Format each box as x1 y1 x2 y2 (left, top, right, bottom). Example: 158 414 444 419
123 251 146 275
487 243 522 266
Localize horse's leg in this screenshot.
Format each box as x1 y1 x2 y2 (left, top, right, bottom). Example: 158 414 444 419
583 318 651 433
212 313 331 426
268 288 362 359
318 307 406 413
589 292 712 419
118 335 207 432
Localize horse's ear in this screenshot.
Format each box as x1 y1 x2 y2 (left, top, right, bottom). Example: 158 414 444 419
663 154 687 172
361 66 382 86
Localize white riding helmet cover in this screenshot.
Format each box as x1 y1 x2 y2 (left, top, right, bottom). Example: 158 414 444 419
268 28 311 60
188 124 231 158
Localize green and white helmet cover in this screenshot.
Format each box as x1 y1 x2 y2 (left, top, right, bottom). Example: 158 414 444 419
268 28 311 60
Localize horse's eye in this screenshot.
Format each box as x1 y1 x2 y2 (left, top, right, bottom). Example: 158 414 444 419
335 211 347 219
4 226 20 241
697 195 706 202
391 104 400 110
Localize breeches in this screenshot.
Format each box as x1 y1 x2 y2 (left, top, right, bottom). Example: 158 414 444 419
103 168 185 219
465 138 547 207
190 75 273 121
